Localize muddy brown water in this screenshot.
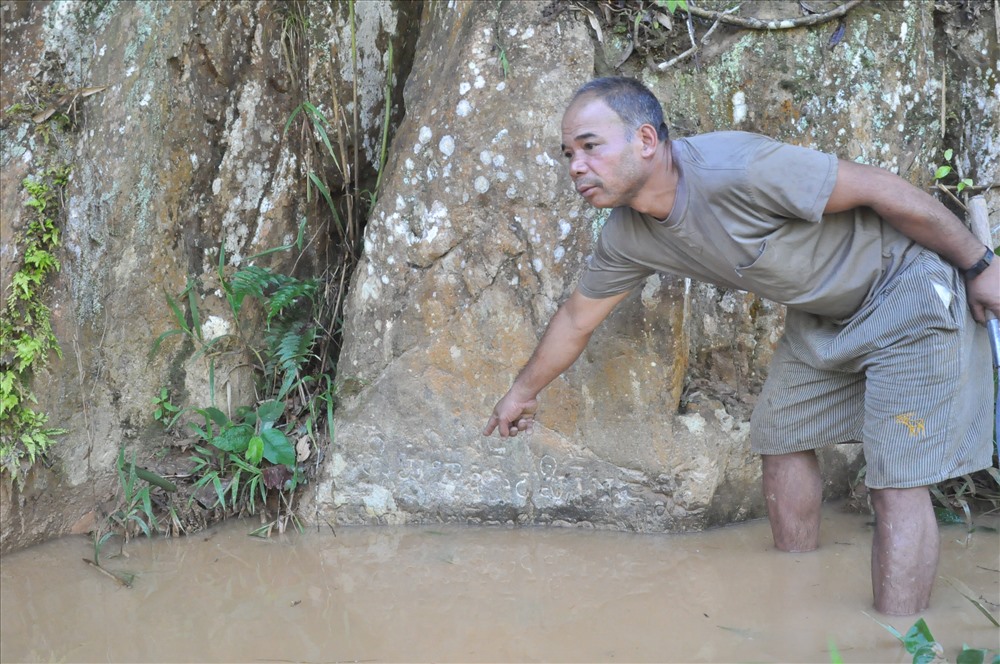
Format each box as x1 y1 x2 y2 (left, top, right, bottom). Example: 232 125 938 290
1 504 997 663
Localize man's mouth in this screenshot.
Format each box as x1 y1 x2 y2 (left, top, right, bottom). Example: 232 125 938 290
577 183 598 196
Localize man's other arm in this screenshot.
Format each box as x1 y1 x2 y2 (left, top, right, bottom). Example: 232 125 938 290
826 159 999 323
483 288 629 438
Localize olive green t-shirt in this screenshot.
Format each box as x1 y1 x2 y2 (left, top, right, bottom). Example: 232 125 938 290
577 132 922 321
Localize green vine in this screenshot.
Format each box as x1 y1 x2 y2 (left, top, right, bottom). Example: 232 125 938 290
0 164 71 482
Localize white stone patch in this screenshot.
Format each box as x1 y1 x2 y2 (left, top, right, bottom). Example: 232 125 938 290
360 276 381 301
396 195 406 211
190 154 199 169
535 152 557 167
496 82 506 91
418 126 433 144
640 274 662 307
362 484 398 517
405 158 415 170
480 150 493 164
899 22 908 42
493 129 508 143
532 258 544 273
450 346 462 360
492 154 505 167
558 219 571 239
200 315 231 340
212 178 222 195
456 99 472 117
459 81 472 95
506 186 518 198
439 135 455 156
515 169 525 181
553 246 565 262
732 90 747 124
474 75 485 89
424 200 449 232
678 412 707 434
520 27 535 39
474 176 490 193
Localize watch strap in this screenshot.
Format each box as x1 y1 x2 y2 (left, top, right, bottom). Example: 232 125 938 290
962 246 994 281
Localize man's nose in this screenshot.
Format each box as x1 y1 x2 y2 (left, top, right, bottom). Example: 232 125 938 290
569 155 587 177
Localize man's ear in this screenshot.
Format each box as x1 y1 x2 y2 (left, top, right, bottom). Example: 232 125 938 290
637 123 659 157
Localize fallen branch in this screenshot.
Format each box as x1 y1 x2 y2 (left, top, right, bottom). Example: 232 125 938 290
929 182 999 194
657 8 734 70
936 181 967 212
684 0 864 30
82 558 133 588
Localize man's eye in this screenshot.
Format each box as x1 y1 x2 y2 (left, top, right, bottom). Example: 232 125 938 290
563 152 572 160
583 143 596 150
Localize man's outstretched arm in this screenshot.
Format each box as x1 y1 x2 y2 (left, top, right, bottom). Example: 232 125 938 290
826 159 999 323
483 288 629 438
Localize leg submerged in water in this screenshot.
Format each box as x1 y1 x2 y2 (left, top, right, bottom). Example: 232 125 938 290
869 486 938 615
761 450 823 553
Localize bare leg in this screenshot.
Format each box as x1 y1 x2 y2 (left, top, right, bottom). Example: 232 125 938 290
869 486 938 615
761 451 822 552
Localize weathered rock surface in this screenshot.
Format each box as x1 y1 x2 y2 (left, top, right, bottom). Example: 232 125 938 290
304 0 998 530
0 0 415 552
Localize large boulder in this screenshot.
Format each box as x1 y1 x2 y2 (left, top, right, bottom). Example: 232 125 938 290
305 0 997 530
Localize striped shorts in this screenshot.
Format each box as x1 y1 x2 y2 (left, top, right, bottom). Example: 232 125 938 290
750 250 993 489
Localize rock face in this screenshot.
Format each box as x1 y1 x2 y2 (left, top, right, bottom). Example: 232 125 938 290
304 0 998 530
1 0 996 550
0 0 416 552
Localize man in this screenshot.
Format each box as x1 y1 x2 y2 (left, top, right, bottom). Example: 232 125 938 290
483 77 998 616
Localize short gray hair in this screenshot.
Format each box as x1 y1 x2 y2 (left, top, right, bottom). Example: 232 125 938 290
570 77 669 142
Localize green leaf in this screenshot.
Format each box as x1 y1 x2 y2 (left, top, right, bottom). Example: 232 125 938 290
148 328 185 360
199 407 230 428
913 645 941 664
261 428 295 466
957 647 986 664
902 619 935 654
934 165 952 180
256 400 284 428
944 148 953 160
212 424 254 453
246 435 264 465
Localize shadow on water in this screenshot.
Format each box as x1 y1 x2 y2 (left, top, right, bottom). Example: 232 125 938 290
1 503 997 663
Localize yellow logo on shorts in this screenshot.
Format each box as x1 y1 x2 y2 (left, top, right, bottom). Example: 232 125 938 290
894 412 925 436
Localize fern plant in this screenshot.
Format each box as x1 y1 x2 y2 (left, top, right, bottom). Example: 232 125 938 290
0 166 71 481
149 222 334 532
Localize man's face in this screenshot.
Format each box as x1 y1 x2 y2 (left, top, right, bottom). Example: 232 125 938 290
561 97 646 209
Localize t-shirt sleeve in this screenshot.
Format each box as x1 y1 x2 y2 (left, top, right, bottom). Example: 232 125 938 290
577 211 654 298
746 139 838 223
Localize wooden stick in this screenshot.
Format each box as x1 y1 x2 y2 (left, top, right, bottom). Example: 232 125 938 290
936 182 967 212
684 0 863 30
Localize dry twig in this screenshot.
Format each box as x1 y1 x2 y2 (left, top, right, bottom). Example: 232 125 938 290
684 0 864 30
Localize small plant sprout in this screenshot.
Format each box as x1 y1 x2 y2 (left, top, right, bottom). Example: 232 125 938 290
935 148 974 193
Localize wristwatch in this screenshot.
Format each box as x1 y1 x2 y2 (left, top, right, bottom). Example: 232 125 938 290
962 246 994 281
